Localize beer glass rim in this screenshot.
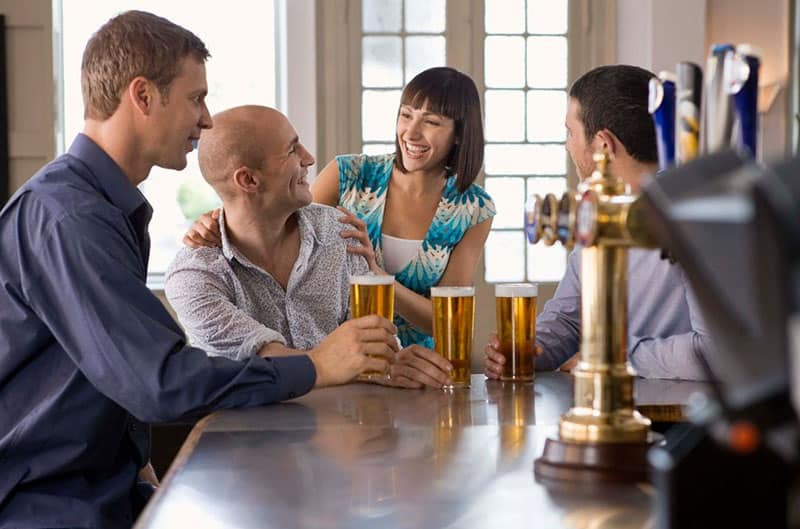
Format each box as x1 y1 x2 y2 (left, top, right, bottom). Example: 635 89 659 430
430 286 475 297
349 274 395 285
495 283 538 297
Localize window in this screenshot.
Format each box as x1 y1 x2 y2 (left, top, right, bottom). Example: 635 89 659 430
56 0 277 286
483 0 568 283
360 0 447 154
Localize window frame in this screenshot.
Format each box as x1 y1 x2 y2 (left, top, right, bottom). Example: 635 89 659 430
316 0 616 285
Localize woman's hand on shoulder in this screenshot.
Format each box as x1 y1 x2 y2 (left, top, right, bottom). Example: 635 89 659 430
337 206 383 273
183 208 222 249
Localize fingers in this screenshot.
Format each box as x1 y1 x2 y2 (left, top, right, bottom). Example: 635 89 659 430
483 337 505 380
351 314 397 335
361 340 399 360
345 245 375 259
484 360 503 380
391 362 448 388
401 345 453 373
396 346 453 385
182 233 203 249
337 206 367 229
183 218 221 248
340 229 372 249
387 375 424 389
363 356 389 376
488 332 500 349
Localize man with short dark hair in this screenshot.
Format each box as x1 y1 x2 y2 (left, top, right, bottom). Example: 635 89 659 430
0 11 395 528
485 64 712 381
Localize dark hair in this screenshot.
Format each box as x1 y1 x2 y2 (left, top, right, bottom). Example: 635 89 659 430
568 65 658 164
81 10 210 120
394 67 484 193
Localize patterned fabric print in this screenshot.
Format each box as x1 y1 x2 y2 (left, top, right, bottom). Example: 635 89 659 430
336 153 496 348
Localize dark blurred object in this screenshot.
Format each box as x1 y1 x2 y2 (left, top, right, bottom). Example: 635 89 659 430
0 15 8 203
151 422 195 479
640 150 800 528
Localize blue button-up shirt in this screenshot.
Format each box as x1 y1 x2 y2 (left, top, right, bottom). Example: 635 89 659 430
0 134 316 528
536 248 712 380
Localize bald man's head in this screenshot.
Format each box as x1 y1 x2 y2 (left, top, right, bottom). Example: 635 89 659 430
197 105 288 199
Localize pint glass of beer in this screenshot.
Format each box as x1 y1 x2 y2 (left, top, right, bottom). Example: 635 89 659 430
350 274 395 379
430 286 475 388
495 283 537 382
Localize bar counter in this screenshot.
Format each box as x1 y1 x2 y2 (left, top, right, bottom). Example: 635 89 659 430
135 373 708 529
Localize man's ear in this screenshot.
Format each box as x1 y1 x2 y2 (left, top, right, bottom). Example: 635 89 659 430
232 166 259 193
128 76 155 116
593 129 622 159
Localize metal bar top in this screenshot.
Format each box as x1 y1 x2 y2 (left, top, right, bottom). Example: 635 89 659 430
135 373 708 529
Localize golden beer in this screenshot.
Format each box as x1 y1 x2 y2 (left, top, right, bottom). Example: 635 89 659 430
350 275 395 320
495 283 537 382
431 286 475 388
350 274 395 379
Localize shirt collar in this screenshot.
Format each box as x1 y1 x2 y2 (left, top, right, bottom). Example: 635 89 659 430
67 133 148 217
219 206 324 264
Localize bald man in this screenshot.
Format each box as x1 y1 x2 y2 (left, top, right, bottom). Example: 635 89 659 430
165 106 453 389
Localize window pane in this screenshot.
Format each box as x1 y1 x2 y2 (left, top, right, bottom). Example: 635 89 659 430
485 0 525 34
363 143 395 155
527 0 567 34
527 243 566 282
485 144 566 175
485 90 525 142
526 176 567 197
485 231 526 282
485 177 524 229
527 90 566 141
527 36 567 88
363 0 402 32
405 0 445 32
362 90 401 141
363 36 403 88
485 36 525 88
405 36 445 83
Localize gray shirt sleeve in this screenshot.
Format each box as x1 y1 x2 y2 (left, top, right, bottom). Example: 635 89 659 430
535 249 582 370
629 268 712 381
165 250 287 361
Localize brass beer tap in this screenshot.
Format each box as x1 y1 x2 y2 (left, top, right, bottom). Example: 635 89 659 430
533 151 660 482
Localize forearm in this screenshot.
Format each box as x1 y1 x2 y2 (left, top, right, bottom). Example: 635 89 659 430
258 341 305 358
394 281 433 335
629 333 711 381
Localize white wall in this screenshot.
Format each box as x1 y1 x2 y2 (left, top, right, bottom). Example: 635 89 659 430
705 0 790 161
615 0 790 160
616 0 706 74
1 0 54 195
280 0 318 178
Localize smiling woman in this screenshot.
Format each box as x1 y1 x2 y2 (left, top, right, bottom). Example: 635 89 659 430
311 67 495 348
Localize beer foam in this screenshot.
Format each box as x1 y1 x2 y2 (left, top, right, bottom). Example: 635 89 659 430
495 283 538 297
430 286 475 297
349 274 395 285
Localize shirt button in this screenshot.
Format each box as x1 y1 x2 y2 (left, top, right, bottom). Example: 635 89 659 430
288 392 296 398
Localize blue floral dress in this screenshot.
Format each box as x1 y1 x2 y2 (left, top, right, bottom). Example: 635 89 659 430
337 153 496 347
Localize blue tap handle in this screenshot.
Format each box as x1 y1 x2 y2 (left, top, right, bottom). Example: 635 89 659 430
649 73 677 170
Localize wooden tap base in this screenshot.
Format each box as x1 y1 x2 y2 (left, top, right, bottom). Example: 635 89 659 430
534 433 664 490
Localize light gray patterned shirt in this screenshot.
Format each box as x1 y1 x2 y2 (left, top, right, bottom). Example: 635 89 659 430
165 204 369 360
